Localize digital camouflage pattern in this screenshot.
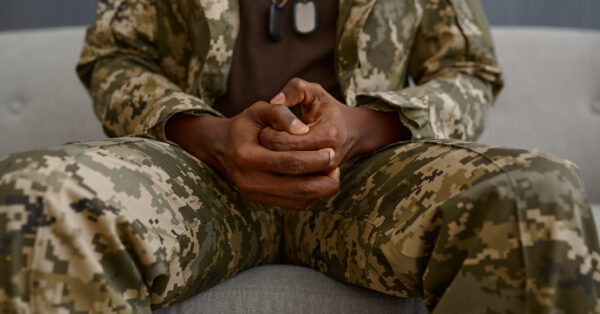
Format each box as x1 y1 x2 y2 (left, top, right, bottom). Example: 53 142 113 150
284 140 600 313
0 138 282 313
1 0 599 313
1 138 599 313
75 0 502 142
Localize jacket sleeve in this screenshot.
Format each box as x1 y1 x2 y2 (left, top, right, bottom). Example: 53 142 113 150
76 0 223 141
355 0 503 141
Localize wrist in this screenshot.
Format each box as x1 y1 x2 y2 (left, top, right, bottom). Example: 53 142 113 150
342 105 365 159
343 105 409 159
165 113 229 171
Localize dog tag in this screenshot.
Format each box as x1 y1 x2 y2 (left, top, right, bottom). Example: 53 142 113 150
269 3 286 41
293 0 318 35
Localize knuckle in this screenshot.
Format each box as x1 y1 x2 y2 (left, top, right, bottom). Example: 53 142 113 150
294 183 313 200
289 77 306 89
311 82 324 92
271 104 287 116
268 136 290 151
322 137 337 148
270 105 295 127
325 126 340 142
232 147 249 167
283 156 304 174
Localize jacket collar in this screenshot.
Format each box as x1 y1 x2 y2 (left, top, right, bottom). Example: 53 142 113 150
193 0 375 104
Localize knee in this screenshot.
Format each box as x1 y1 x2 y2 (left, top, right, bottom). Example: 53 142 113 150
0 146 120 226
1 148 79 201
464 147 597 256
422 144 592 240
491 149 589 215
1 150 55 204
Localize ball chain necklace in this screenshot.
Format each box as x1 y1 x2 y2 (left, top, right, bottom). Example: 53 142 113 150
269 0 318 41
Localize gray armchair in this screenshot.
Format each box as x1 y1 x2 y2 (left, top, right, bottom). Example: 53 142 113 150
0 26 598 313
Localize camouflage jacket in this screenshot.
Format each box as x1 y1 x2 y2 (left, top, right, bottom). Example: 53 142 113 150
76 0 503 142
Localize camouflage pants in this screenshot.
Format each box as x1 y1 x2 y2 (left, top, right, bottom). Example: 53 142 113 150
0 137 598 313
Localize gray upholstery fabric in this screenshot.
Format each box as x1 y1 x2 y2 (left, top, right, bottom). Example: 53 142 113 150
0 26 598 313
479 27 600 203
0 27 105 155
154 265 427 314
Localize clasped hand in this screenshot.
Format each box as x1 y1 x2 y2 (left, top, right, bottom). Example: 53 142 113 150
167 78 405 210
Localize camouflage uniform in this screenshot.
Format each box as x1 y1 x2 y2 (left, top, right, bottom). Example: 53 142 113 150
0 0 598 313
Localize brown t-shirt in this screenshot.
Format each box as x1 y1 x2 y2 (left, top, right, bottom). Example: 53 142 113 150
213 0 343 117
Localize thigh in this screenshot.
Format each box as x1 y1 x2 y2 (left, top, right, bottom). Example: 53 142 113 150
283 139 598 312
0 137 281 312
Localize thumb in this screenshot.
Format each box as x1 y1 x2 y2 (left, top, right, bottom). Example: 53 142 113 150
254 102 309 135
270 78 320 109
270 92 286 105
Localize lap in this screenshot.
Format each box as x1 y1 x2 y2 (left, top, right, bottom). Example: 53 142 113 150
2 137 596 312
0 137 281 311
283 139 596 310
1 136 268 231
306 139 583 212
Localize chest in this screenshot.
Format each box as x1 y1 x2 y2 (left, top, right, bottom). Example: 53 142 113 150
156 0 422 100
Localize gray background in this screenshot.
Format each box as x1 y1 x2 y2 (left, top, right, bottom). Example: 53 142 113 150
0 0 599 31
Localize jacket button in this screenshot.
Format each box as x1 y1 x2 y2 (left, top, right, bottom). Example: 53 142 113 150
8 98 25 116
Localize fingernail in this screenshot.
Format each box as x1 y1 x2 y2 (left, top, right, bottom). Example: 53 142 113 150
328 149 335 166
270 92 285 104
334 167 340 179
290 119 309 134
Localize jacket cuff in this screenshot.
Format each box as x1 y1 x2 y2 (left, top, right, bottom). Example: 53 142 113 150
140 91 224 142
355 89 437 140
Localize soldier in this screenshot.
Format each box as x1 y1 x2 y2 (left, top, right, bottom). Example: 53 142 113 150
1 0 598 313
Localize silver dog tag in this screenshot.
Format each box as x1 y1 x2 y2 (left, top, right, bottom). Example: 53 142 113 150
293 0 318 35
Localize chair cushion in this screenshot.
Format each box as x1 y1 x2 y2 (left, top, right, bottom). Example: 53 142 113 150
153 264 427 314
0 26 598 314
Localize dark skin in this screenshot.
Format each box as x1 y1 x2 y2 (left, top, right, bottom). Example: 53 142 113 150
166 78 410 210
